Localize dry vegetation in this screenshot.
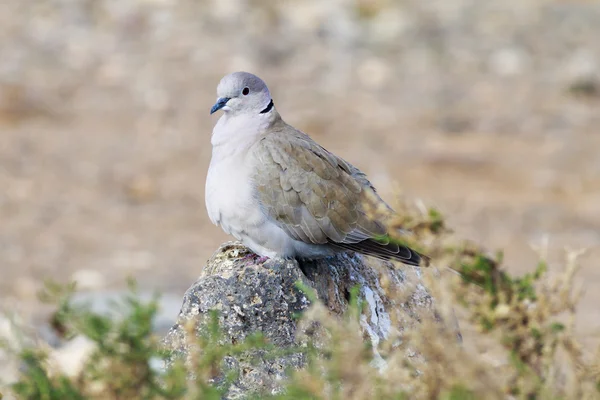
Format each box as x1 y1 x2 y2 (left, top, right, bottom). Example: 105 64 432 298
3 200 599 399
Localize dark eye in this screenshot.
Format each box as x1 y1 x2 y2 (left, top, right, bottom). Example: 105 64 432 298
242 87 250 96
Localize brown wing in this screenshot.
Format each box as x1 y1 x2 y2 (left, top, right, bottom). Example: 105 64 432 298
252 124 423 266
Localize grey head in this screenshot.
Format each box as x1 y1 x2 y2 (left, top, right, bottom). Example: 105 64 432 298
210 72 274 116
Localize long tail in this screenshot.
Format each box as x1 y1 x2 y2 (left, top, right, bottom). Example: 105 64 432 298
330 239 428 266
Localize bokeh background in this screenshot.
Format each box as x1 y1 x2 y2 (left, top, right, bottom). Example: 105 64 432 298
1 0 599 348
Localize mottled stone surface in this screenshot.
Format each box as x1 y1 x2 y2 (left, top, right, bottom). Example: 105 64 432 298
163 241 436 398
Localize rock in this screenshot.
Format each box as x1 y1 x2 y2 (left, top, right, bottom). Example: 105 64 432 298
70 269 107 291
68 290 182 335
0 315 22 385
357 57 390 89
13 277 39 301
124 175 158 204
47 335 97 378
162 242 439 398
488 47 528 76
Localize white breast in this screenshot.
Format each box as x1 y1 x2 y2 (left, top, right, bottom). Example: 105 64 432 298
205 151 260 232
205 113 339 259
205 113 272 250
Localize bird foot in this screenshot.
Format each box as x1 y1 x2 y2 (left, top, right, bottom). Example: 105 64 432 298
241 253 270 266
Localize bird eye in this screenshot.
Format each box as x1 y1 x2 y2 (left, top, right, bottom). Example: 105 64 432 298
242 87 250 96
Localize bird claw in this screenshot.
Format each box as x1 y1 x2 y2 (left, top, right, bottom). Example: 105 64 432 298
241 253 270 266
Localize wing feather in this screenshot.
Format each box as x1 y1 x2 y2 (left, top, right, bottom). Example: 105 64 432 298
252 123 424 265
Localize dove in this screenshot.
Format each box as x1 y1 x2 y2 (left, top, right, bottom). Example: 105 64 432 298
205 72 424 266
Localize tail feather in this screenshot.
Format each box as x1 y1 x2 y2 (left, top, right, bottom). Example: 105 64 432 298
329 239 427 266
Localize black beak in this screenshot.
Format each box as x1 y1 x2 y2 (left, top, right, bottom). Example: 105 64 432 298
210 97 230 114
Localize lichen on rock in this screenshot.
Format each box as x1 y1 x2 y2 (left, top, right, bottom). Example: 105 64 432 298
162 241 439 398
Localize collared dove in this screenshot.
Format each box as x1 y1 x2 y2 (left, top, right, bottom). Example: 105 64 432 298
206 72 424 266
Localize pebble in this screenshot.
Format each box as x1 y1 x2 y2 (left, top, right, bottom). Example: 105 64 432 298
71 290 181 334
489 47 528 76
13 277 39 300
111 250 155 271
565 49 597 81
369 8 411 42
357 58 390 89
0 315 28 385
125 174 158 203
0 313 27 348
48 335 97 378
71 269 107 291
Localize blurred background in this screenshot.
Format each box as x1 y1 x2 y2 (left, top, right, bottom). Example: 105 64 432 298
0 0 599 347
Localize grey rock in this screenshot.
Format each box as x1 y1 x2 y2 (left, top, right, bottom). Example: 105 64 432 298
163 241 439 398
46 335 97 378
68 290 182 336
0 315 21 386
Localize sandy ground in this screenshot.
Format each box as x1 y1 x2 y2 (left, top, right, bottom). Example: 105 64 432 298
0 0 599 351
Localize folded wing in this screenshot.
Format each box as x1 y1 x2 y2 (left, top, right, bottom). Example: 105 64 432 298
252 125 423 266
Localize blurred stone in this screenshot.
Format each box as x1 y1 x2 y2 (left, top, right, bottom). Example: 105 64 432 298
357 57 390 89
0 351 18 386
70 269 107 291
210 0 244 22
163 242 440 398
565 49 598 82
110 250 155 271
369 8 412 42
7 179 34 202
13 277 39 300
532 168 558 190
438 114 473 134
0 315 20 348
125 175 158 203
489 47 528 76
141 0 173 4
0 83 50 125
70 290 181 335
97 58 127 86
37 323 63 348
281 3 325 32
48 335 96 378
0 314 32 385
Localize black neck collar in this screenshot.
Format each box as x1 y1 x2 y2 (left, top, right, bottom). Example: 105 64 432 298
260 100 274 114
